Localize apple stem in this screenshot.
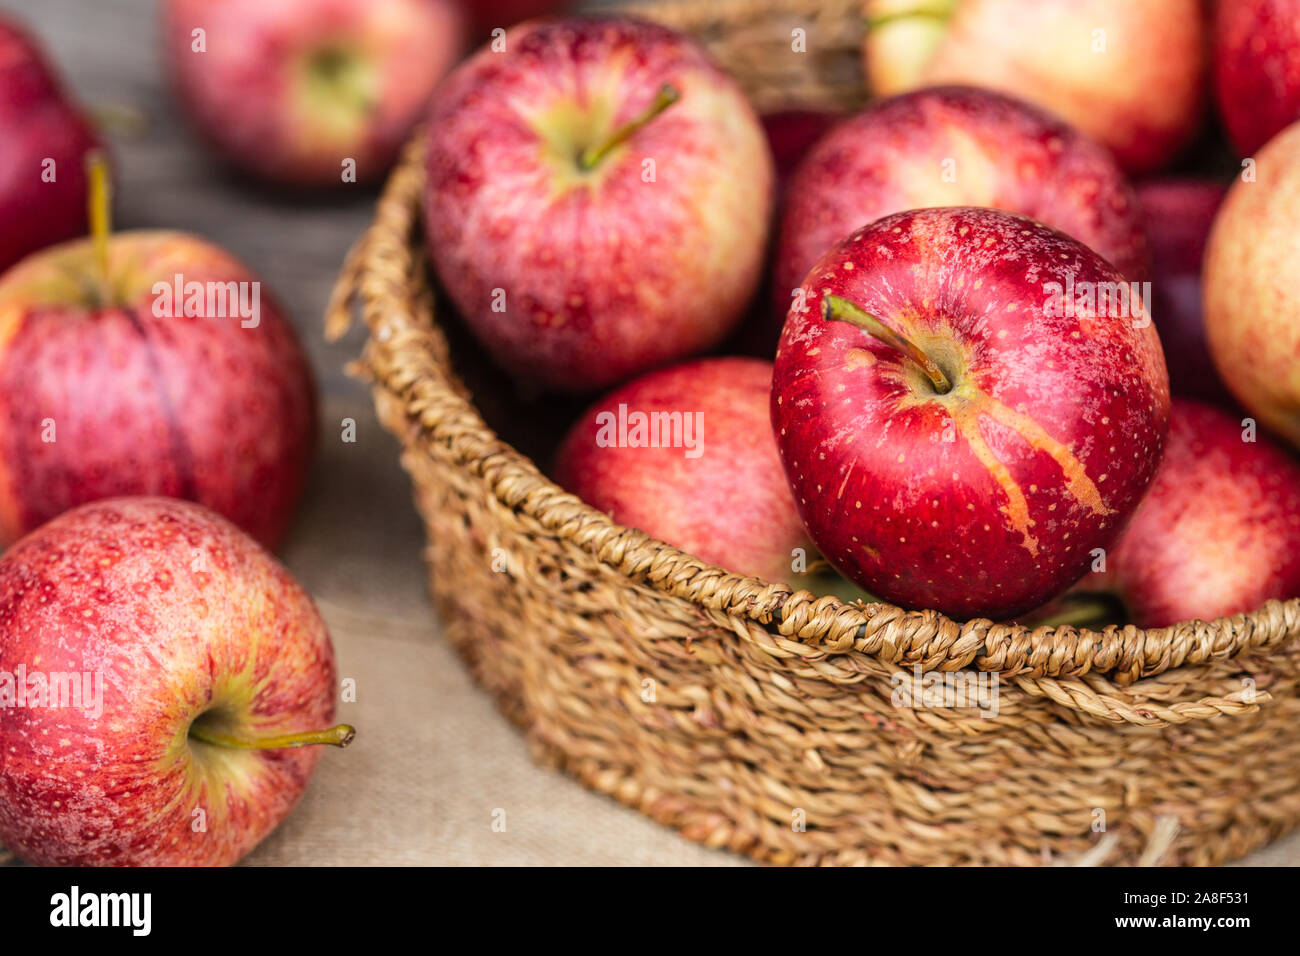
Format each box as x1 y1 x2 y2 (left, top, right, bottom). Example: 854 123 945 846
822 294 952 394
577 83 680 171
85 149 112 306
189 722 357 750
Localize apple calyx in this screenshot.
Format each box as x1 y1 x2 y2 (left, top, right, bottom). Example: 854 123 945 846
822 293 952 394
189 721 357 750
85 148 113 307
303 44 376 123
577 83 681 171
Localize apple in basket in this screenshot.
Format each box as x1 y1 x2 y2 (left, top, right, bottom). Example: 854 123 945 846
161 0 467 186
424 16 775 392
771 207 1170 621
0 155 315 549
0 497 353 866
1134 178 1231 405
773 85 1148 321
862 0 1205 174
1071 400 1300 628
555 357 808 584
0 12 103 272
1214 0 1300 156
1203 119 1300 449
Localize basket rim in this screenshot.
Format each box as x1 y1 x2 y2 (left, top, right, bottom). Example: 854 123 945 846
324 124 1300 706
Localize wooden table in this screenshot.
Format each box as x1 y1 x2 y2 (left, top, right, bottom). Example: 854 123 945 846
3 0 1294 867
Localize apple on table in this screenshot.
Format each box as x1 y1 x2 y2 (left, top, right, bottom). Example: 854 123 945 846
161 0 467 186
0 13 103 272
0 153 316 549
0 498 353 867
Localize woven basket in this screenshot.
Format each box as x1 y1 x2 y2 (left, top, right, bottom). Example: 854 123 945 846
325 0 1300 866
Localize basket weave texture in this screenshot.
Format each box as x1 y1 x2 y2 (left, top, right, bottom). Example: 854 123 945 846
325 0 1300 865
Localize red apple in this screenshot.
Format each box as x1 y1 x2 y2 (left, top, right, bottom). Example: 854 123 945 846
1135 178 1230 404
0 497 353 866
555 357 807 583
773 85 1148 321
1203 119 1300 448
0 158 315 549
424 16 775 392
1074 400 1300 627
161 0 467 186
0 14 102 272
1214 0 1300 156
863 0 1206 174
772 207 1170 620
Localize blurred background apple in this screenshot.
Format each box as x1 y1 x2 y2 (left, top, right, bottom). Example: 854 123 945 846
466 0 571 38
863 0 1205 173
0 12 101 272
1214 0 1300 156
161 0 467 186
1204 119 1300 449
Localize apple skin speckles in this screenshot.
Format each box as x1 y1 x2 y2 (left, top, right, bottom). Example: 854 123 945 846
771 207 1170 621
0 497 338 867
